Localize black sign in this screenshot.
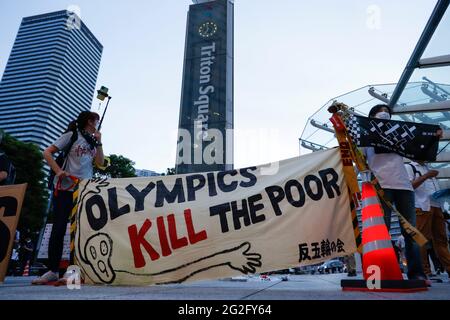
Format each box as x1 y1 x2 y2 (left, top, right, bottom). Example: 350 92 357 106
346 115 440 161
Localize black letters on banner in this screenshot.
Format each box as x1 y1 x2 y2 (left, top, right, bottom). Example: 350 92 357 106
82 167 342 236
318 168 341 198
0 196 17 217
264 168 341 217
155 178 186 207
206 173 218 197
126 182 155 212
265 186 285 216
0 222 10 263
210 202 232 233
304 175 323 201
86 195 108 231
248 194 265 224
109 188 130 220
231 199 250 230
217 170 239 193
284 180 306 208
0 196 18 262
186 175 206 201
239 167 257 188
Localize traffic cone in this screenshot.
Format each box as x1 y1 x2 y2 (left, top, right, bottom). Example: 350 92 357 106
22 260 30 277
341 172 428 292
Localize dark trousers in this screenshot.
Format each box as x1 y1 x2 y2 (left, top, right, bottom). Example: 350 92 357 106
7 260 19 276
380 189 425 279
417 207 450 275
48 191 73 272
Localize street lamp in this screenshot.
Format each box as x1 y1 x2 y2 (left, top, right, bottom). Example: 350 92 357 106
96 86 111 131
95 86 112 171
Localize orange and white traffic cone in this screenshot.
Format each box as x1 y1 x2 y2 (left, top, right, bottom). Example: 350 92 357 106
22 260 30 277
341 172 428 292
360 181 403 281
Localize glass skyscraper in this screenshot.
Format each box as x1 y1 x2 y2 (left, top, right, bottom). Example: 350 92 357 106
0 10 103 150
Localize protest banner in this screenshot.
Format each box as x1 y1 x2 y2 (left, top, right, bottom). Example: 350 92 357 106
74 148 356 285
0 183 27 282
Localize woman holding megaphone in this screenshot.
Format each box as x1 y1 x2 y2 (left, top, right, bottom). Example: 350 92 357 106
33 111 105 285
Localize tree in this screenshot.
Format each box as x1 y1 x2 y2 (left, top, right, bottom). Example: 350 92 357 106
94 154 137 178
165 167 176 176
0 132 48 235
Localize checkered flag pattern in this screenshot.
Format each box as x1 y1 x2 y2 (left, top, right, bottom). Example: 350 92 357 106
344 115 361 145
342 114 440 161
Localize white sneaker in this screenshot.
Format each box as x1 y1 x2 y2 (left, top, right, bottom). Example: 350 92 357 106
31 271 59 285
57 270 75 284
54 269 85 286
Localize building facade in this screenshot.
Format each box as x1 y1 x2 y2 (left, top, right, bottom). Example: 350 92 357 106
135 169 160 177
0 10 103 150
176 0 234 174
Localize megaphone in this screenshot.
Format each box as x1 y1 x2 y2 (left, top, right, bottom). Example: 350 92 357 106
97 86 109 101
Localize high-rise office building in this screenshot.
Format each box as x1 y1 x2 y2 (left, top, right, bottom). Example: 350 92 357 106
135 169 160 177
176 0 234 174
0 10 103 150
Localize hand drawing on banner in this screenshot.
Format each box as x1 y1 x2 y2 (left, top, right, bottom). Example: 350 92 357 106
76 178 262 284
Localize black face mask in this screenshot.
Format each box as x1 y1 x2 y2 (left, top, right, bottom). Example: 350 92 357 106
80 130 100 150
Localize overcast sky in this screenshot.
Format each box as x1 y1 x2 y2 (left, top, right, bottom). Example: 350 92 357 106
0 1 437 172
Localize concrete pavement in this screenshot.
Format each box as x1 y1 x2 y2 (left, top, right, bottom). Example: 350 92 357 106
1 273 449 300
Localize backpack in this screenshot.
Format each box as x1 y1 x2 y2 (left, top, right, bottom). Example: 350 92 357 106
47 131 78 190
0 153 16 185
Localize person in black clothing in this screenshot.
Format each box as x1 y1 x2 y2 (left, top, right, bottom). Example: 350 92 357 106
18 232 34 275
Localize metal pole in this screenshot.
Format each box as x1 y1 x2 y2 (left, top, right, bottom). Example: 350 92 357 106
389 0 449 108
98 96 111 131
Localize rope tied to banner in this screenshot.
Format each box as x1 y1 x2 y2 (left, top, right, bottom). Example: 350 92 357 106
329 108 363 254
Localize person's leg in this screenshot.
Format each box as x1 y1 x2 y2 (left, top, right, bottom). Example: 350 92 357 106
393 190 425 279
416 211 433 276
344 254 356 275
47 191 73 273
379 189 394 231
19 258 27 275
428 245 443 274
430 206 450 274
12 260 19 276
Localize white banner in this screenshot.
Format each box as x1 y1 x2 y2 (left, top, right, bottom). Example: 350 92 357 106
75 148 356 285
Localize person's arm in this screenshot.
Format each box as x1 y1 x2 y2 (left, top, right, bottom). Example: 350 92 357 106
411 170 439 189
44 132 73 178
43 145 68 178
93 131 104 167
0 171 7 182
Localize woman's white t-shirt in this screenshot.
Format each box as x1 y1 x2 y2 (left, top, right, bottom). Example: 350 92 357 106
363 147 413 191
405 161 439 211
52 130 96 189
